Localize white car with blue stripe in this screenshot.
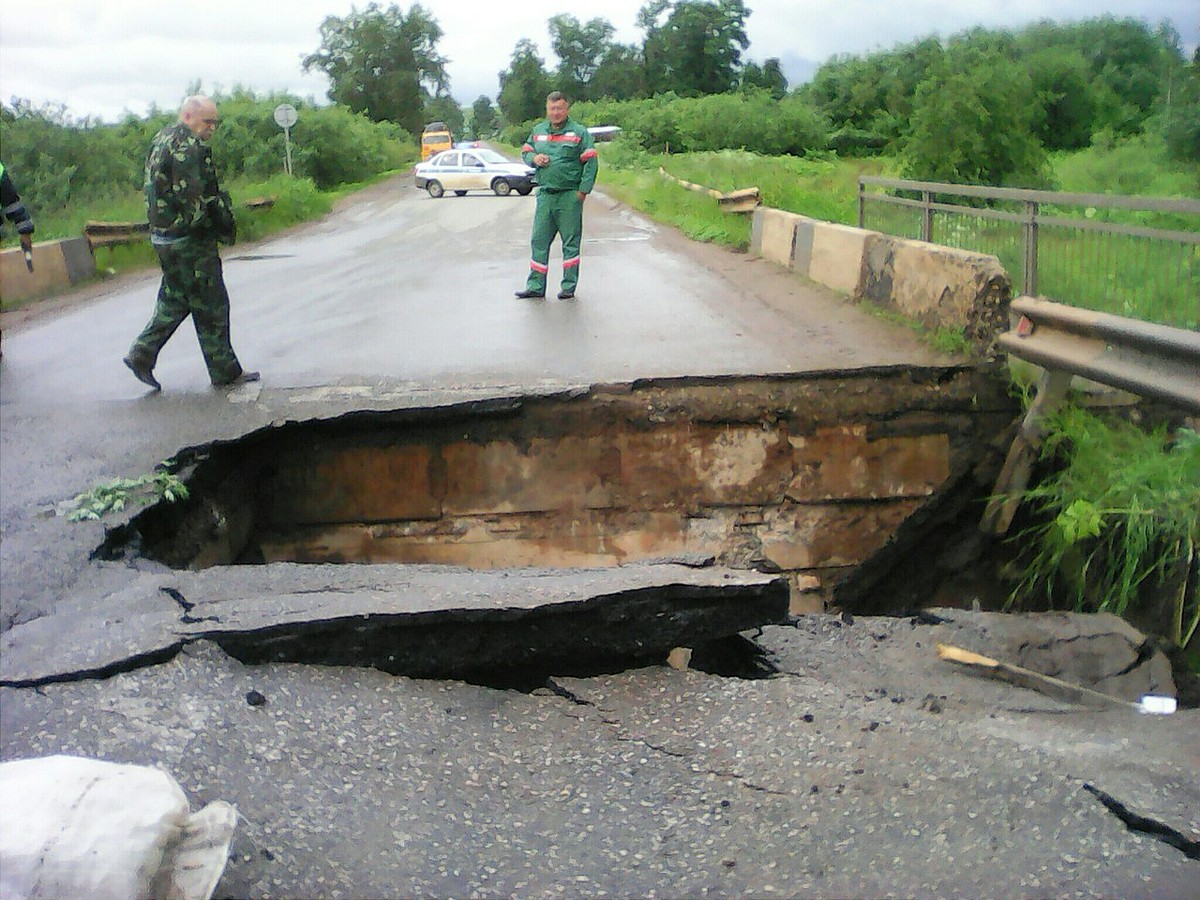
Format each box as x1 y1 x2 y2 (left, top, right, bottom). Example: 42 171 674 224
414 149 537 198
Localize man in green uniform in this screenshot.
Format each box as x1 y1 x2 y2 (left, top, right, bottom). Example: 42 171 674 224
124 95 258 391
515 91 599 300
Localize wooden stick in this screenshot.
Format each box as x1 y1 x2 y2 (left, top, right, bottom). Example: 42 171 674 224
936 642 1138 710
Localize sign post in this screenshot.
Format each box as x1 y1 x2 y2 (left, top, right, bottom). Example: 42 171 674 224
273 104 298 176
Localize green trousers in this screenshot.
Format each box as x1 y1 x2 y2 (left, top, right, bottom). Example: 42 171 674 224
128 240 243 383
525 188 583 294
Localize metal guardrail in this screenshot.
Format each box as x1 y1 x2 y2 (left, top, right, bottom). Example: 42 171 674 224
658 168 762 213
83 221 149 248
1001 296 1200 412
980 296 1200 535
858 176 1200 329
83 198 276 250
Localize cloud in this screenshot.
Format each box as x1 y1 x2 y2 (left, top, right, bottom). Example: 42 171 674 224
1 0 1196 122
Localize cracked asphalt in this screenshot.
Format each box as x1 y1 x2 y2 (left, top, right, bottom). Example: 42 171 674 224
2 613 1196 898
1 176 1197 896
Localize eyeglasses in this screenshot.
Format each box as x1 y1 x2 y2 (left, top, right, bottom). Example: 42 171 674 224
201 118 220 126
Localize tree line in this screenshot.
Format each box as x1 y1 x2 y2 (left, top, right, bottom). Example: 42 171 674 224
803 16 1199 185
0 91 409 223
303 1 786 139
304 3 1196 189
1 4 1195 227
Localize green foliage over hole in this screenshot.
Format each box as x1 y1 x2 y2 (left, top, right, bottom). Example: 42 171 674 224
1009 407 1200 648
66 464 190 522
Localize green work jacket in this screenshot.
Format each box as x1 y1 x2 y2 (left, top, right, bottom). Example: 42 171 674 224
521 117 598 193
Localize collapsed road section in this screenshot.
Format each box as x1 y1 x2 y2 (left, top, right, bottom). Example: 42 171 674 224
99 369 1014 614
3 369 1015 687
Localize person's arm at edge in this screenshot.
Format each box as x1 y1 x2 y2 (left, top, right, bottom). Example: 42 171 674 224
578 125 598 200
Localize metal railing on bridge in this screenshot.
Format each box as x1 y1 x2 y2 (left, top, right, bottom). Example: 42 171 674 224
980 295 1200 536
858 176 1200 331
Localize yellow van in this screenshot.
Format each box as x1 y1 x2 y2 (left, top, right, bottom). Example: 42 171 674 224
421 122 453 161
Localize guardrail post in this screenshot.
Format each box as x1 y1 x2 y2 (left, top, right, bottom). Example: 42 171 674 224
980 368 1071 536
1023 200 1039 296
857 179 865 229
921 191 933 243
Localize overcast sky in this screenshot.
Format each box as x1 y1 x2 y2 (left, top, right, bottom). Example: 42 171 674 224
1 1 1196 123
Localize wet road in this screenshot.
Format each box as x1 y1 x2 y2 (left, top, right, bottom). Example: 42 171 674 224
0 176 946 403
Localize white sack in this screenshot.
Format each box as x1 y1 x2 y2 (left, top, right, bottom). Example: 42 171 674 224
0 755 236 900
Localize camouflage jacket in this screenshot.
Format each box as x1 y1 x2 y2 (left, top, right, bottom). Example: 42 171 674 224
145 122 235 246
0 162 35 236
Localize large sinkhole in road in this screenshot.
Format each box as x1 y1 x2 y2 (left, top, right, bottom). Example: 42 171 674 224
100 373 1009 618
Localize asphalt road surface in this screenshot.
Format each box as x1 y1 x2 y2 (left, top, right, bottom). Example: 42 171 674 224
1 177 1196 898
0 177 947 403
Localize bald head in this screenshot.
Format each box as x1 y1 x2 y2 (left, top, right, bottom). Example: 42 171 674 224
180 95 219 140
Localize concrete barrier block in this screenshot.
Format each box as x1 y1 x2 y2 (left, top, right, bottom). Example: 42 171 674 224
808 222 875 295
792 218 814 275
861 236 1011 353
753 208 805 269
60 237 98 283
0 238 95 305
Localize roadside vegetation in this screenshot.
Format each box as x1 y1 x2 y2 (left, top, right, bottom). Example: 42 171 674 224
1009 408 1199 660
0 93 415 302
2 9 1195 650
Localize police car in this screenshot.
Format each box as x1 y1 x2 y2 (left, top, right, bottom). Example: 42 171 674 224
413 148 536 198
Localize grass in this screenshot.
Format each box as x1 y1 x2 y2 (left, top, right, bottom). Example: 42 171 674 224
860 305 971 355
577 143 890 251
1008 407 1200 648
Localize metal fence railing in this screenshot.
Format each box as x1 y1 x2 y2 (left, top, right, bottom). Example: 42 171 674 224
858 177 1200 330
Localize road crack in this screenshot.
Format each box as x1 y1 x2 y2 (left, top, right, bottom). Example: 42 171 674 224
1083 783 1200 860
547 677 788 795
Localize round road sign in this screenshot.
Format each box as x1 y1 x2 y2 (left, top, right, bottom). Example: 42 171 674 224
273 104 298 129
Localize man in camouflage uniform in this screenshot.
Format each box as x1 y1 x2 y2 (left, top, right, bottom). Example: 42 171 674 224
1 160 36 358
1 160 36 250
124 95 257 391
515 91 598 301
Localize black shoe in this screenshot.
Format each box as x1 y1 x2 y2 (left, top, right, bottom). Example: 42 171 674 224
514 289 545 299
557 290 575 300
214 370 260 387
123 355 161 391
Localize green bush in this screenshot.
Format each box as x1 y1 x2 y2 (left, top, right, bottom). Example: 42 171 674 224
901 48 1051 188
0 101 143 213
0 91 414 233
1010 407 1200 647
574 92 830 156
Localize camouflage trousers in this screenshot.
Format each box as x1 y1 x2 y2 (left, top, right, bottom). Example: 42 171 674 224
128 240 243 383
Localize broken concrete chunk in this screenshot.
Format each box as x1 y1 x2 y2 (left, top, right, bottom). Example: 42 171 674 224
0 563 788 686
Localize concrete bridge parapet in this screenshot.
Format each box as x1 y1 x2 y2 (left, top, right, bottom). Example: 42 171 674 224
0 237 96 305
751 207 1011 356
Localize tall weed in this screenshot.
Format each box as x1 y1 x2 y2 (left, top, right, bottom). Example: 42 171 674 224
1009 407 1200 646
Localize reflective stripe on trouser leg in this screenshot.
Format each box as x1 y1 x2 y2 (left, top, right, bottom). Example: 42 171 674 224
525 189 559 294
559 192 584 292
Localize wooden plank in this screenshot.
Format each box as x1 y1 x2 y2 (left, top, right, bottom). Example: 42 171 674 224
936 642 1137 710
